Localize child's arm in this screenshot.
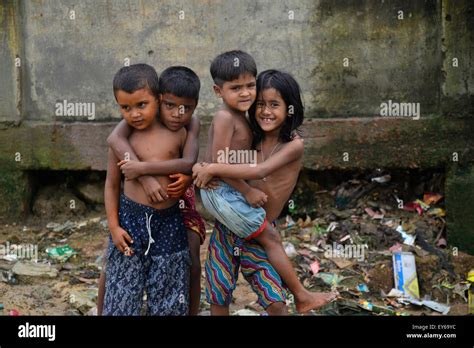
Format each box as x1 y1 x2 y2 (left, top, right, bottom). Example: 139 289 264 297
107 120 167 202
104 148 134 255
114 116 200 178
209 111 267 207
107 116 200 201
193 137 304 186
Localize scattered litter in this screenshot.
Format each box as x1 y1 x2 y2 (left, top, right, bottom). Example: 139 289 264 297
358 300 397 315
400 297 450 315
421 300 450 315
436 238 447 248
392 252 420 299
386 288 405 297
297 215 313 228
328 257 354 269
283 242 297 258
423 193 443 205
389 243 403 252
371 175 391 184
46 245 77 263
9 309 20 316
326 222 338 232
395 225 416 246
315 272 346 287
428 208 445 217
339 234 351 243
365 208 384 220
357 284 369 292
310 260 320 275
282 215 295 229
403 202 423 216
1 270 17 285
358 300 373 311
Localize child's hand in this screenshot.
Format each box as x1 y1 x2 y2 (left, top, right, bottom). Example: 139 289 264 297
139 176 168 203
111 226 134 256
206 178 220 190
117 160 144 180
244 187 268 208
192 162 214 188
167 173 193 198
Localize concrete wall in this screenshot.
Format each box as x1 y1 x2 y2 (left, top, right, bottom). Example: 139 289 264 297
1 0 472 122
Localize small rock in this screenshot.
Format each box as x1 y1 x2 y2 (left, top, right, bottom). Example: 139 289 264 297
12 261 58 278
75 182 104 204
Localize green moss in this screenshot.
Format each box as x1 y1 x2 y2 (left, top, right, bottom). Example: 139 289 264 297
446 164 474 254
0 170 32 218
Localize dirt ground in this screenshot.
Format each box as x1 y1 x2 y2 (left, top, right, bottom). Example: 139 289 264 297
1 209 472 316
0 213 263 316
1 169 473 316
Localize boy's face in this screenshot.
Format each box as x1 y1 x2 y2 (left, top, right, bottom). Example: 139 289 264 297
159 93 197 131
213 73 256 113
255 88 287 133
115 87 158 130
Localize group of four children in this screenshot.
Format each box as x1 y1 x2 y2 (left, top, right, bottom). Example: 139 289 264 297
100 50 336 316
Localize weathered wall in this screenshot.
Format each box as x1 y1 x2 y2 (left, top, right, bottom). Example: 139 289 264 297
1 0 471 121
0 0 21 123
441 0 474 116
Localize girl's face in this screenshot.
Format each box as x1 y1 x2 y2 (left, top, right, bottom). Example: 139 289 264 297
255 88 287 133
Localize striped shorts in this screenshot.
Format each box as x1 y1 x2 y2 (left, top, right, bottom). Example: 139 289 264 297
205 221 287 309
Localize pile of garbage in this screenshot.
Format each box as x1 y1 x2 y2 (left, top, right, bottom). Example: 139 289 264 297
1 168 473 316
274 169 474 315
0 217 108 316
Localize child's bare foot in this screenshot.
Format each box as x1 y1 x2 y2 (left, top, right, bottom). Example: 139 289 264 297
295 291 337 314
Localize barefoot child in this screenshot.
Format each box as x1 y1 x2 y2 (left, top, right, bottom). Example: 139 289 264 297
98 66 205 315
195 61 336 314
103 64 194 315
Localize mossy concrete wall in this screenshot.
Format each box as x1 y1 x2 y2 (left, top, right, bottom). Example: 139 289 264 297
0 0 473 252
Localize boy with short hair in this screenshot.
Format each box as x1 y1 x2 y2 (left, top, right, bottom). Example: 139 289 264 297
103 64 196 315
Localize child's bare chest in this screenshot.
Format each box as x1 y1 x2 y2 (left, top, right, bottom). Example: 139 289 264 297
250 158 302 221
230 118 253 150
129 129 182 162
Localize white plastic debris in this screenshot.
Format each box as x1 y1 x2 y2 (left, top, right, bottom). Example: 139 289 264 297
371 175 391 184
283 242 297 258
387 288 405 297
395 225 416 246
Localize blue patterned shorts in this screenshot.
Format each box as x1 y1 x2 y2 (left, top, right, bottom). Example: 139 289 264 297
103 194 190 316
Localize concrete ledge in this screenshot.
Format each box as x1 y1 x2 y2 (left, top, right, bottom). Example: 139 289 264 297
0 117 473 171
